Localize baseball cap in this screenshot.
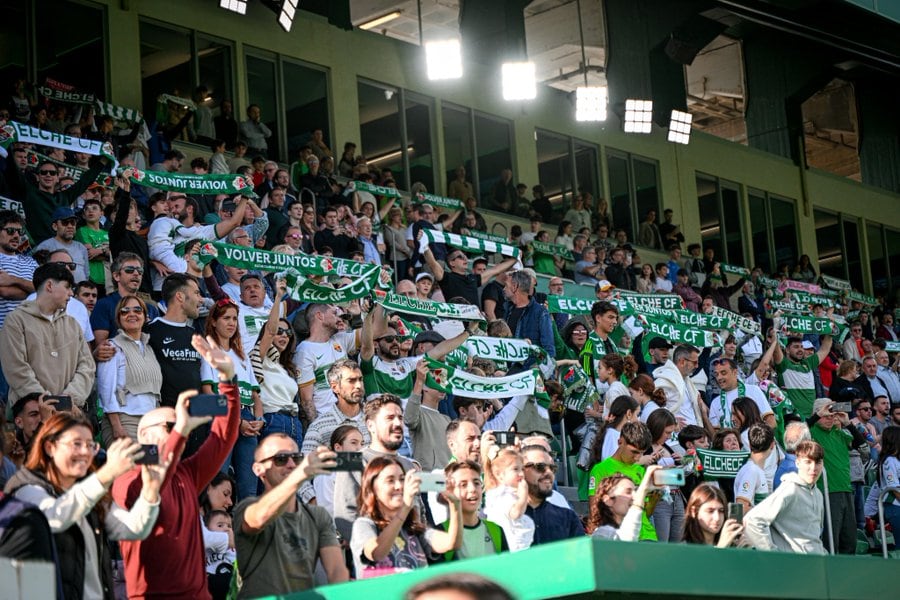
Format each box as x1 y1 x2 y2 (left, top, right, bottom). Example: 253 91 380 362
415 272 434 283
801 340 814 350
413 330 445 348
472 257 488 267
51 207 76 222
595 279 614 292
648 337 673 350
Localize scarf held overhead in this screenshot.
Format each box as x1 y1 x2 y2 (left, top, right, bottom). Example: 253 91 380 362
372 289 486 322
127 168 256 197
422 229 521 260
424 355 544 400
0 122 117 170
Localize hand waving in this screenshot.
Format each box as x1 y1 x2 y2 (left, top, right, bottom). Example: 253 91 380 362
192 335 235 380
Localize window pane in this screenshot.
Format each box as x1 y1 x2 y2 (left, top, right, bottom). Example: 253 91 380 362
536 131 573 222
814 209 844 279
574 142 601 209
0 0 27 113
358 80 402 183
841 217 863 291
473 113 513 210
867 224 887 297
696 176 722 261
721 184 743 265
283 61 329 162
748 190 771 272
886 228 900 295
37 0 105 98
140 21 192 118
607 153 630 240
770 196 797 274
442 104 474 198
197 35 234 134
633 158 660 242
405 95 434 193
245 53 279 161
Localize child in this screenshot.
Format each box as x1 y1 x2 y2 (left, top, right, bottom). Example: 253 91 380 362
734 423 775 510
314 424 364 516
599 354 633 417
483 447 535 552
203 510 236 600
440 461 509 560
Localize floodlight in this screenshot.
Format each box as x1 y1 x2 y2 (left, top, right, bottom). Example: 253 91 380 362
278 0 298 32
623 99 653 133
359 11 402 30
502 62 537 101
667 109 693 144
425 40 463 80
219 0 247 15
575 86 608 121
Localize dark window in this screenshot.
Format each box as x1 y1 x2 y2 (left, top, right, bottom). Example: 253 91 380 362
536 130 574 221
473 112 513 207
696 174 744 265
36 0 106 98
605 150 660 245
140 21 192 119
283 60 329 160
442 103 475 197
814 209 844 280
358 80 402 184
245 53 279 160
405 94 434 192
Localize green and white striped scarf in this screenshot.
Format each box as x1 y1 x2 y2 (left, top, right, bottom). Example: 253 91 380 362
425 355 545 400
531 240 574 261
423 229 520 259
373 289 485 322
128 167 256 197
94 100 142 124
350 180 402 198
695 448 750 479
820 274 851 291
416 192 463 210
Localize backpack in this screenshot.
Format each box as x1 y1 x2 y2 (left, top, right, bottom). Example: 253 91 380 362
0 493 64 599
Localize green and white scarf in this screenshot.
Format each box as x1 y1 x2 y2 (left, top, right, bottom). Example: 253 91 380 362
37 85 95 105
695 448 750 479
284 269 382 304
349 180 402 198
128 168 256 197
531 240 574 261
373 289 485 322
847 290 878 306
25 149 112 186
757 276 779 289
466 230 508 245
464 336 546 363
791 291 836 308
416 192 463 210
0 195 24 218
425 356 544 400
612 290 684 311
157 94 197 111
638 315 722 348
720 263 750 279
547 295 594 315
94 100 142 124
0 122 117 170
423 229 520 259
885 341 900 353
779 313 840 336
765 299 811 316
709 306 761 335
718 380 746 429
820 274 851 291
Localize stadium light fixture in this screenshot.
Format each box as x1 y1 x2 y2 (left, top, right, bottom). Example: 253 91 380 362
219 0 248 15
667 109 693 144
623 99 653 133
502 62 537 101
575 87 607 121
277 0 299 32
425 39 463 80
359 10 403 30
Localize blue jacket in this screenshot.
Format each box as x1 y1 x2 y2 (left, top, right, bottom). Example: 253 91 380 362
510 297 556 362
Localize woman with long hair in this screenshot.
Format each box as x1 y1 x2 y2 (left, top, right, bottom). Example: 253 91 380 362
599 354 632 417
297 203 317 254
587 465 661 541
628 374 667 422
350 456 461 576
590 395 640 465
4 412 166 600
635 263 656 294
202 298 263 501
645 409 685 542
828 360 859 400
199 472 237 599
97 295 163 445
251 278 305 449
866 427 900 533
682 483 744 547
712 428 742 502
383 206 412 282
555 220 575 250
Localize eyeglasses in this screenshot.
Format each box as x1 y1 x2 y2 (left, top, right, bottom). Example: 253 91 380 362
2 226 23 236
122 266 144 274
56 439 100 454
572 328 588 335
377 335 399 343
259 452 302 466
524 462 558 474
39 169 58 176
53 261 77 271
119 306 145 314
450 254 466 261
711 358 735 368
275 327 293 337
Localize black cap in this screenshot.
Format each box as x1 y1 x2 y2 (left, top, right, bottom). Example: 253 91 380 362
648 337 673 350
413 330 445 348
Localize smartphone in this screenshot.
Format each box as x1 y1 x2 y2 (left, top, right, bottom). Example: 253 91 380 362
188 394 229 417
46 395 73 412
331 451 363 472
493 431 521 447
727 502 744 523
135 444 159 465
831 402 852 414
652 468 685 487
417 472 447 493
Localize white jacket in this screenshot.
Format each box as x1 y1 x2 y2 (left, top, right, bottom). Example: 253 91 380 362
653 360 701 426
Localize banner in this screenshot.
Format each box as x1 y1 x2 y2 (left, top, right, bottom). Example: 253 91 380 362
373 289 486 322
612 290 684 312
847 290 878 306
778 279 823 295
284 269 381 304
37 78 95 104
639 315 722 348
0 122 116 170
779 313 840 336
425 356 543 400
157 94 197 111
709 306 761 335
26 149 112 186
885 341 900 353
531 240 574 261
94 100 142 124
349 180 402 198
765 299 811 316
547 295 594 315
423 229 520 259
791 291 836 308
0 195 24 218
757 276 780 289
127 167 256 197
464 336 545 363
720 263 750 279
466 229 508 245
820 274 851 292
416 192 463 210
696 448 750 479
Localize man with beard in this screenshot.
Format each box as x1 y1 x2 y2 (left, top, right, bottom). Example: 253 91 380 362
33 207 89 283
90 252 159 345
147 192 247 291
522 445 584 544
299 359 371 503
332 394 423 542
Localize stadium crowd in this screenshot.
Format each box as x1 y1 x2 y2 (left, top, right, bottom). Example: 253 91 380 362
0 86 899 600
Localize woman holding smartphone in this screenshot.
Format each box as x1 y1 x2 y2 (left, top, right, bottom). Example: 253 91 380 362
682 483 744 547
350 456 462 577
587 465 661 541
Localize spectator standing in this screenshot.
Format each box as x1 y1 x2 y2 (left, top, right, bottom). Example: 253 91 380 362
638 209 663 249
448 166 473 201
523 445 584 544
773 422 811 489
733 423 775 510
314 206 359 259
91 252 160 345
0 210 36 330
74 198 110 291
773 333 834 420
654 345 706 430
214 100 239 149
502 271 555 365
423 240 516 308
489 169 517 213
588 466 662 541
405 361 452 471
239 104 272 158
34 207 90 283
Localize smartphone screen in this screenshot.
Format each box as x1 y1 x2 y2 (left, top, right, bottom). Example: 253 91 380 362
47 395 73 412
135 444 160 465
188 394 229 417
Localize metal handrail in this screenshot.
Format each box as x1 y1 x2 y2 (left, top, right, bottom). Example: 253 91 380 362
878 486 900 558
821 467 834 555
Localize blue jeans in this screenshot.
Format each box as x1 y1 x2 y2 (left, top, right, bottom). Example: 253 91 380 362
261 412 303 450
883 503 900 545
221 408 259 502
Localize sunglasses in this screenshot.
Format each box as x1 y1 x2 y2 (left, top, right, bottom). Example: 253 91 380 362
39 169 58 176
524 462 558 474
2 226 23 236
275 326 293 337
377 335 399 343
711 358 735 368
119 306 145 314
57 218 77 226
122 266 144 274
287 233 302 240
53 261 77 271
450 254 466 261
260 452 302 466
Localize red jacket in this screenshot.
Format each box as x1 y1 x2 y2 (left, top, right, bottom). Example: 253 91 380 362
112 383 240 599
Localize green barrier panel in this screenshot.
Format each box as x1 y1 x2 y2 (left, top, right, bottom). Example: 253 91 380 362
270 537 899 600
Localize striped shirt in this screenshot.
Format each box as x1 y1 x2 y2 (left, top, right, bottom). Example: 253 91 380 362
299 404 369 502
0 253 37 329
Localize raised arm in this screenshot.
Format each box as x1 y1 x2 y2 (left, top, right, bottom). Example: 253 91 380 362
213 196 250 239
425 326 473 361
482 257 517 282
422 245 445 281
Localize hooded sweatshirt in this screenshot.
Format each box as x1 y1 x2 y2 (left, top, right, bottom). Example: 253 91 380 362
743 472 826 555
0 300 95 407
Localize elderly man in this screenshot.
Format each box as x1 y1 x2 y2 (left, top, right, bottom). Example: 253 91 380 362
654 345 706 430
855 354 894 403
502 270 555 366
874 350 900 405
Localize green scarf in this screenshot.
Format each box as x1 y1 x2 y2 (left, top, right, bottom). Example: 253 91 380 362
26 149 112 187
284 269 381 304
464 336 546 363
424 355 545 400
416 192 463 210
779 313 840 336
373 289 486 322
350 180 402 198
695 448 750 479
612 290 684 311
0 195 24 218
791 291 836 308
719 380 745 429
467 230 508 244
847 290 878 306
532 240 574 261
638 314 722 348
1 122 117 170
547 295 594 315
157 94 197 111
885 341 900 353
128 167 256 197
423 229 520 259
37 84 95 105
757 276 779 289
709 306 761 335
720 263 750 279
94 100 143 124
765 299 811 316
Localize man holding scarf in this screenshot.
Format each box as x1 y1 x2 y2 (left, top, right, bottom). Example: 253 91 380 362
654 345 706 430
709 357 776 431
